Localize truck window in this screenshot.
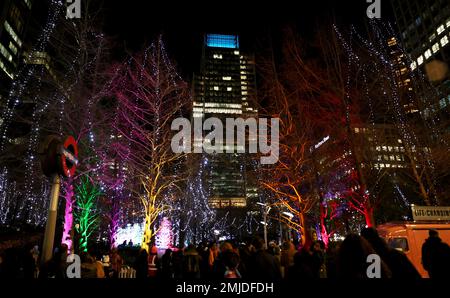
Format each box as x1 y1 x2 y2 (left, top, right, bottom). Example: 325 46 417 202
388 238 409 252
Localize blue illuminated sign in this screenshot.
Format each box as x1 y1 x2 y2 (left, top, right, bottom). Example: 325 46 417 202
206 34 239 49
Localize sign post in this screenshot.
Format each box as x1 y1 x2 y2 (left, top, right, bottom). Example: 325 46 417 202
40 135 78 266
41 174 61 265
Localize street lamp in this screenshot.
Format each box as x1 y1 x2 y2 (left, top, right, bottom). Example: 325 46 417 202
257 202 271 249
282 211 294 219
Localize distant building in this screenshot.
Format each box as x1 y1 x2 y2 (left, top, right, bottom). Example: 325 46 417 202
192 34 259 234
391 0 450 135
311 122 434 222
0 0 33 100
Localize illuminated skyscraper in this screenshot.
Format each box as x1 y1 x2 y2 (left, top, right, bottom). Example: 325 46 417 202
391 0 450 133
0 0 33 90
193 34 259 225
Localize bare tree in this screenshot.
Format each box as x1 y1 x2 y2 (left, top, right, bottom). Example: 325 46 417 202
112 37 190 252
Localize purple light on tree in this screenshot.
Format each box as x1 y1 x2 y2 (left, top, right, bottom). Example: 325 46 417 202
61 180 75 252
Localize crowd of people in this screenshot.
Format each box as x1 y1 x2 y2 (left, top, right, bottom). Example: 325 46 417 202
0 227 449 279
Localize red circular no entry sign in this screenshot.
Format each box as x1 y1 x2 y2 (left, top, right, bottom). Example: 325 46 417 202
58 136 78 178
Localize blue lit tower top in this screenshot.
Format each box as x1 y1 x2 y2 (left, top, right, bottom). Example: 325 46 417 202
206 34 239 49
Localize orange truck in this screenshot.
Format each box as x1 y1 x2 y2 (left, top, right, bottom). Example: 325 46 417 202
377 204 450 277
377 221 450 277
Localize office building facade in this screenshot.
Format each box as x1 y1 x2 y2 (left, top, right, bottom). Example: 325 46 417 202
0 0 33 90
391 0 450 134
193 34 259 215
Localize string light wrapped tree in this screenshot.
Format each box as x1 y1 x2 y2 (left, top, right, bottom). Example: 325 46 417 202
258 41 318 245
74 175 101 253
113 36 190 252
155 217 173 249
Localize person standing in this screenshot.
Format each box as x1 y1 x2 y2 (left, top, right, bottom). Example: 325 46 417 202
183 244 201 279
148 245 159 278
361 227 420 279
135 249 148 278
421 229 450 279
160 249 174 279
110 249 123 278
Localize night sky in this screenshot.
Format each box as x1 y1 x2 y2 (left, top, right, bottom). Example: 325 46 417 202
101 0 395 78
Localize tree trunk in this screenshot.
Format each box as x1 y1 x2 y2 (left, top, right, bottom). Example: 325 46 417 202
61 180 74 253
141 213 153 253
364 207 375 227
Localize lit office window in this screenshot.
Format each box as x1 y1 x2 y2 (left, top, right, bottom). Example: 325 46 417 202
227 87 232 91
429 33 436 42
4 21 22 47
0 43 13 61
432 43 439 53
0 59 13 79
9 42 17 55
240 75 247 80
424 49 432 59
417 55 424 65
234 51 239 55
222 76 231 81
410 61 417 70
9 5 23 33
206 34 239 49
437 25 445 35
213 54 222 59
440 36 449 47
214 86 219 91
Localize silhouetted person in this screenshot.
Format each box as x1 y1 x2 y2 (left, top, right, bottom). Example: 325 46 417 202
286 246 316 279
161 248 174 279
325 241 341 279
23 244 37 279
135 249 148 278
361 227 420 279
110 248 123 278
198 242 210 278
337 234 391 279
248 237 282 280
80 252 98 278
280 240 296 278
148 245 160 278
183 244 201 279
211 242 234 279
172 248 184 279
310 240 328 278
223 250 241 278
421 229 450 279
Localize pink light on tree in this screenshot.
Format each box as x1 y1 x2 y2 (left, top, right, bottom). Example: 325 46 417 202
61 180 75 252
155 217 173 249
